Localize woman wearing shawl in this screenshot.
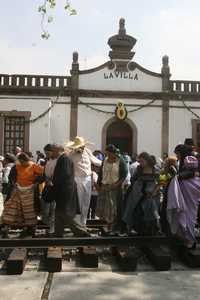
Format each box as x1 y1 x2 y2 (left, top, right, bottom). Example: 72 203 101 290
167 144 200 249
123 152 161 235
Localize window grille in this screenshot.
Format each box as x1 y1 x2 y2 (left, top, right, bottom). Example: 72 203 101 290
4 116 25 154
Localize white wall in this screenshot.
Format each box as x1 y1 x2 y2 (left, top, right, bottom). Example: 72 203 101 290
0 96 71 154
79 67 162 92
4 95 200 159
133 106 162 158
49 99 71 145
77 97 162 158
0 97 51 154
169 101 200 154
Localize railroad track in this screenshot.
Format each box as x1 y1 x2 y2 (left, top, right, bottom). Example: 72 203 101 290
0 223 200 275
0 243 200 275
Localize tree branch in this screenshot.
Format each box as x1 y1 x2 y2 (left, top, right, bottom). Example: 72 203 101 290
38 0 77 39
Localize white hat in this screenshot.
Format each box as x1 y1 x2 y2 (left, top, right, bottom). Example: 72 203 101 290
66 136 93 149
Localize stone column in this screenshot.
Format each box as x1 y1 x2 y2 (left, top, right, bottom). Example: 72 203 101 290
161 55 170 91
161 55 170 156
161 99 169 156
70 51 79 140
0 116 4 155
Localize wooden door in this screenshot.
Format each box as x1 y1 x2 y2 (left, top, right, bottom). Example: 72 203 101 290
106 120 133 155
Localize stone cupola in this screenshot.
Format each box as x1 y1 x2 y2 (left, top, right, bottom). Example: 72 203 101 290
108 18 137 61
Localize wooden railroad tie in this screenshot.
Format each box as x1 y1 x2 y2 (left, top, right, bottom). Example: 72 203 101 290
182 248 200 268
79 246 98 268
173 244 200 268
141 246 171 271
6 248 27 275
115 248 138 271
46 247 62 272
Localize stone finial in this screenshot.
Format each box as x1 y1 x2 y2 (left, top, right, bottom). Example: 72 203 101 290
161 55 170 91
71 51 79 74
162 55 170 75
162 55 169 67
119 18 126 35
108 18 136 60
73 51 79 64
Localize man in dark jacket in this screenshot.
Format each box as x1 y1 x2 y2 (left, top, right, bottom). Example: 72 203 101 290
51 144 90 237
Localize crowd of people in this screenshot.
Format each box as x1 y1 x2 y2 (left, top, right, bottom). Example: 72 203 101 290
0 137 200 250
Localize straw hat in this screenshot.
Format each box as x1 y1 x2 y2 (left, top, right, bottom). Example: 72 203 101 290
66 136 93 150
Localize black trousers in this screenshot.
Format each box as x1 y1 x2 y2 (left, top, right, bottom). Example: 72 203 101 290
54 209 88 237
87 195 98 219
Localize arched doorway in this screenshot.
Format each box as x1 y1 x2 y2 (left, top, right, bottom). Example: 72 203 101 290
102 117 137 155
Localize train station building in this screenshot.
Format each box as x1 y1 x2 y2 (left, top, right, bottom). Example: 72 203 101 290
0 18 200 157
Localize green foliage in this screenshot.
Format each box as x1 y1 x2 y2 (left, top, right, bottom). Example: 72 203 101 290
41 31 50 39
39 0 77 39
47 15 53 23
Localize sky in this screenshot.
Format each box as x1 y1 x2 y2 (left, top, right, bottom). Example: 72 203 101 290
0 0 200 80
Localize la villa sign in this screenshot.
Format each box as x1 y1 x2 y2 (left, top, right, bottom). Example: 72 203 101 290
104 71 139 80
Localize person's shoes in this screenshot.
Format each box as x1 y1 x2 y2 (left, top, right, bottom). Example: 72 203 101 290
1 229 8 238
20 228 35 238
19 230 28 238
27 228 35 238
184 242 196 251
107 231 117 237
0 225 9 238
53 234 63 238
76 230 91 237
112 229 121 236
46 232 55 238
118 232 128 237
128 230 138 236
101 227 111 236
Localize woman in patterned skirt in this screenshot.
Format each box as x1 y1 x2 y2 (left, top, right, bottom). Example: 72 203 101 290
2 152 43 237
97 144 127 233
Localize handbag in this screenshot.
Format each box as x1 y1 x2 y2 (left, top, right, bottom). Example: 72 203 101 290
42 185 55 203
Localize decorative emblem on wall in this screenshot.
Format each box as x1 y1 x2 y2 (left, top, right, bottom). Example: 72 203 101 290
115 102 128 120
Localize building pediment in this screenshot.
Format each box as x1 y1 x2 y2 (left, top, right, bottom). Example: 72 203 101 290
79 61 162 92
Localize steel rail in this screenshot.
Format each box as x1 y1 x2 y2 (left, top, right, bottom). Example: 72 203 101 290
0 236 190 249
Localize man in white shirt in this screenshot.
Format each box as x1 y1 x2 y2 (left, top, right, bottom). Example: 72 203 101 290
67 137 102 225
